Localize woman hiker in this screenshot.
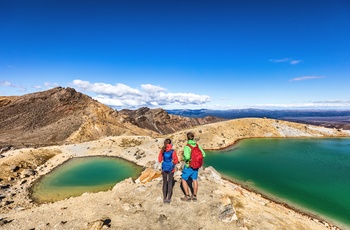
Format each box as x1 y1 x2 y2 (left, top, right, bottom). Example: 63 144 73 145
158 138 179 204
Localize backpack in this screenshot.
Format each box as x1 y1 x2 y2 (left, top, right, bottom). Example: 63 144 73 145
162 149 174 172
187 144 203 169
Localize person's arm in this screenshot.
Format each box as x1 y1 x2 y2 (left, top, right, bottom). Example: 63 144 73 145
183 146 191 162
199 144 206 157
158 150 163 163
172 150 179 164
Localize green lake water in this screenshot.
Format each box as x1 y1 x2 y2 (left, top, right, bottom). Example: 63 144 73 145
30 156 142 203
205 138 350 229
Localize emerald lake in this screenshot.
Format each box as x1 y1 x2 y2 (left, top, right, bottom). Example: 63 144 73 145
30 156 143 203
205 138 350 229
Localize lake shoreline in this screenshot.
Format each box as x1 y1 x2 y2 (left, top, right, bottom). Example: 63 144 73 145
206 137 350 230
28 155 144 204
219 175 344 229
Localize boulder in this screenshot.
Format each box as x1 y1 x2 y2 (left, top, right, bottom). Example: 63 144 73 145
219 204 238 223
10 165 20 172
145 160 156 168
0 146 12 154
204 166 223 184
138 168 161 184
0 218 11 226
20 169 35 178
87 220 104 230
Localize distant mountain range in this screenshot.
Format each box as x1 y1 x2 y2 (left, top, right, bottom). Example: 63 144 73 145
166 108 350 119
167 108 350 130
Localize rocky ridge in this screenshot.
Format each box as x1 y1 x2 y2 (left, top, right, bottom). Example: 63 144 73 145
0 88 225 150
119 107 225 134
1 118 350 229
0 87 158 149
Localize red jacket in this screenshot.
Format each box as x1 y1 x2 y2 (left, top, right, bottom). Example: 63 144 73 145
158 144 179 172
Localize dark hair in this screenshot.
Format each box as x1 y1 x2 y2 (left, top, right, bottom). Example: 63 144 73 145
162 138 171 153
187 132 194 140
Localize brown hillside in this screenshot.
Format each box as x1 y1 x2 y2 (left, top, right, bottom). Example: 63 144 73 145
119 107 225 134
0 87 157 149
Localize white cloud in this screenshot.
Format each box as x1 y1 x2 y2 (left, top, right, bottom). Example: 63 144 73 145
150 101 159 106
269 58 290 63
290 60 302 65
141 84 166 93
72 79 141 97
71 79 210 109
0 81 12 86
251 100 350 109
93 95 124 107
269 58 302 65
0 81 26 91
289 76 326 82
1 81 60 92
313 100 350 105
160 92 210 105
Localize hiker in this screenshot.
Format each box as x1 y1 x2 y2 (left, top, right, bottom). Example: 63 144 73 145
181 132 206 201
158 138 179 204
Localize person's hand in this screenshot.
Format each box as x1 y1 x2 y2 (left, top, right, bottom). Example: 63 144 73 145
154 161 161 171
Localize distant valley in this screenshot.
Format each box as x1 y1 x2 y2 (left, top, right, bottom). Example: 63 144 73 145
167 109 350 130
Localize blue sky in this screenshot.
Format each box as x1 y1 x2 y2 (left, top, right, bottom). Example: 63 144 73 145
1 0 349 110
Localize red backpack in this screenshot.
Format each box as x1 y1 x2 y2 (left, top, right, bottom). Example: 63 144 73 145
187 144 203 169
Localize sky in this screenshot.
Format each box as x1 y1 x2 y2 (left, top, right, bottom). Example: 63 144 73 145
1 0 350 110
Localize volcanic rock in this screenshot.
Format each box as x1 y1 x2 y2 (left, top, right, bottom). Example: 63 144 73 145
119 107 225 134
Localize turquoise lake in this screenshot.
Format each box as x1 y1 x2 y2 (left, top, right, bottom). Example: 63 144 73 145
30 156 143 203
205 138 350 229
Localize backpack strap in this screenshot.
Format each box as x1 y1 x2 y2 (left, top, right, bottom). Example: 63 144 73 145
163 149 174 157
186 143 198 149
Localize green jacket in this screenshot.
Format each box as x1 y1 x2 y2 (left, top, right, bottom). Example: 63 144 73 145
183 140 206 168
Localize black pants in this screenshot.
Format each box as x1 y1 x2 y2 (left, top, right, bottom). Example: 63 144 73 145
162 171 174 200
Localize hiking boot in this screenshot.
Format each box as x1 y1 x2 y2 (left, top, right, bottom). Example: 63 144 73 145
192 195 197 201
180 195 191 202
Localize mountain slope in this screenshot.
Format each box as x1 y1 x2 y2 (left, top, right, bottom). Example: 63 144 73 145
0 87 157 149
119 107 225 134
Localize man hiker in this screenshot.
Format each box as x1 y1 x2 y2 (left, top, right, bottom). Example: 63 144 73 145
181 132 206 201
